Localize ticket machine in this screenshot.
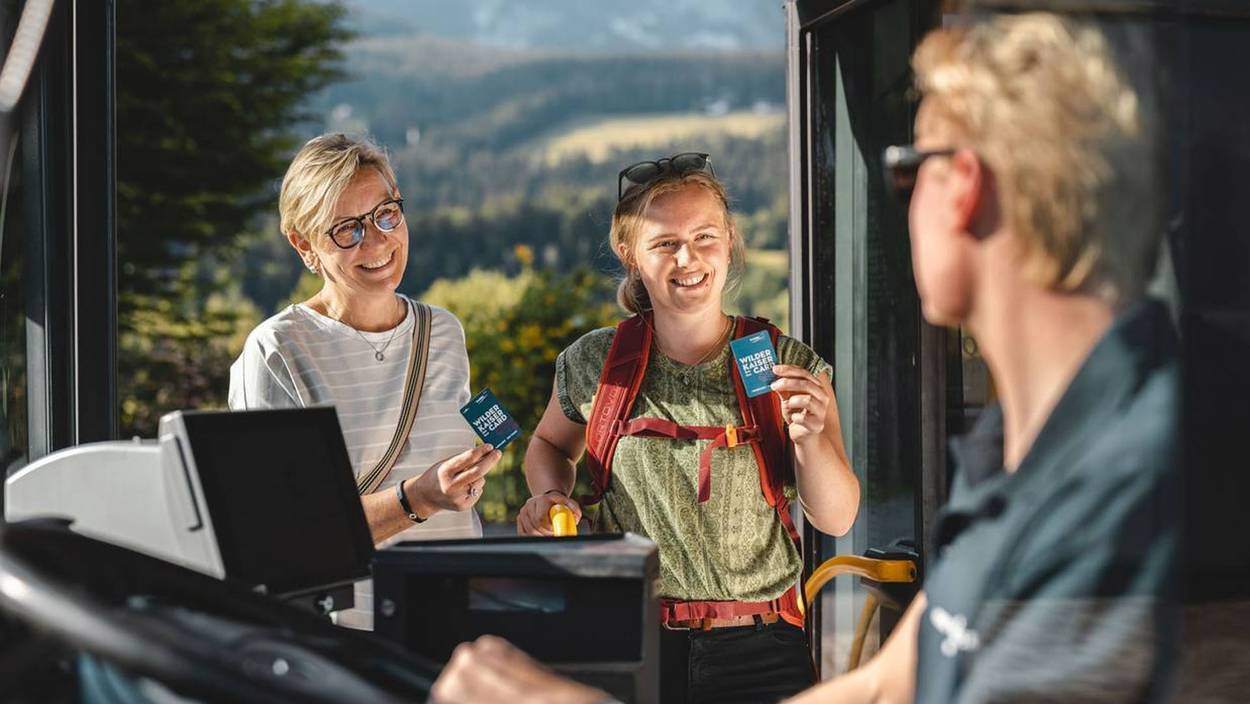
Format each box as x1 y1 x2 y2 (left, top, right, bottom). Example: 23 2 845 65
5 407 374 613
1 408 661 701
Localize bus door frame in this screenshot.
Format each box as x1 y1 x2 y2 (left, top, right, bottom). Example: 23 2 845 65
784 0 949 677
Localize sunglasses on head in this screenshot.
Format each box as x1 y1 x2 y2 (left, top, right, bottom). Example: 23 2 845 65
881 145 956 202
617 152 714 201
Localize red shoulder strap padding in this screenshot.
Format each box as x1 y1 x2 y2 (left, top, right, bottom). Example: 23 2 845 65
581 314 653 505
730 316 800 544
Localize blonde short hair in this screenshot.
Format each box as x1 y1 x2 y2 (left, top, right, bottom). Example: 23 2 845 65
279 133 398 242
610 171 746 315
913 13 1158 303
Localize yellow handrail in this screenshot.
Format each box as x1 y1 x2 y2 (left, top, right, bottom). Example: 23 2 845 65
847 592 879 670
799 555 917 671
804 556 916 606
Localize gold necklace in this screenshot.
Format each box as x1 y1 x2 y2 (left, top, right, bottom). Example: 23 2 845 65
695 315 734 365
658 315 733 384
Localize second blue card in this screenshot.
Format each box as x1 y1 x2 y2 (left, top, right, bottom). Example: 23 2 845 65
730 331 778 398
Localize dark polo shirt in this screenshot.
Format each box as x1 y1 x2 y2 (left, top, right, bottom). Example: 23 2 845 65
916 299 1180 703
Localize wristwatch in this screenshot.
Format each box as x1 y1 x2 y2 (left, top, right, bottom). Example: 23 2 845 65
396 478 427 523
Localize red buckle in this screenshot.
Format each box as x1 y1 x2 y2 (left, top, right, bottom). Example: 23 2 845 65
725 424 739 448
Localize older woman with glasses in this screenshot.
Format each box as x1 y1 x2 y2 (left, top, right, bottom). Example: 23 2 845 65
513 152 860 703
229 133 500 630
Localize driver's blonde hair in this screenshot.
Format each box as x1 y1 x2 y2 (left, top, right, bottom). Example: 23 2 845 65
914 13 1159 303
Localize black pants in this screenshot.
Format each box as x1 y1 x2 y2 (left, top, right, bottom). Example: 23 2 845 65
659 621 816 703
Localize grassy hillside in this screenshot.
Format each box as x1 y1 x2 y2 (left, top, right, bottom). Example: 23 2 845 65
732 248 790 331
310 36 786 151
539 110 785 165
233 36 793 315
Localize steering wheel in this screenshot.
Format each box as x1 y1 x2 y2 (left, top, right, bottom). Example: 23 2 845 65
0 518 439 702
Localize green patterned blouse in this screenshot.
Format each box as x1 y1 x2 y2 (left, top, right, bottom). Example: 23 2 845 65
555 324 832 603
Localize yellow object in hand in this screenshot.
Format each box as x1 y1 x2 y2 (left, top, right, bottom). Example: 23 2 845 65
549 504 577 537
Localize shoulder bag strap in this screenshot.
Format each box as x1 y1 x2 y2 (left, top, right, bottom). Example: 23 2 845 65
357 300 433 495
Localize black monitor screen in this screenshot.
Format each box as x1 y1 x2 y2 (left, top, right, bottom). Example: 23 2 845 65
179 407 373 595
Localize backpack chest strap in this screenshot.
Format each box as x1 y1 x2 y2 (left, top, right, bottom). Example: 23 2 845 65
614 418 760 502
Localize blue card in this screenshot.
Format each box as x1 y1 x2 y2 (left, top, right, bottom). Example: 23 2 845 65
459 388 522 451
730 331 778 398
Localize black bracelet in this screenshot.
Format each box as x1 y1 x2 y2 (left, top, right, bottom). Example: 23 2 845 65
397 478 427 523
543 488 569 499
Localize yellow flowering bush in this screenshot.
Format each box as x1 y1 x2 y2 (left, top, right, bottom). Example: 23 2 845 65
422 267 617 523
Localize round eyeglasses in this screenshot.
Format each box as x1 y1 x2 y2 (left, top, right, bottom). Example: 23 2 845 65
325 198 405 249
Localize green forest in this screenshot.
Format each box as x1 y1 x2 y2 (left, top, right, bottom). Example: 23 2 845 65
117 0 790 522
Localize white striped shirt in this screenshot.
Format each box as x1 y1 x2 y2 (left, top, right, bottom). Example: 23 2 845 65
228 294 481 629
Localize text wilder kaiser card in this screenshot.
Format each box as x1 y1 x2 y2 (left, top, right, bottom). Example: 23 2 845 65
459 388 521 450
730 331 778 398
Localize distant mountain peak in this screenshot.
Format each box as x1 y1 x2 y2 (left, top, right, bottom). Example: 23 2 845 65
346 0 784 52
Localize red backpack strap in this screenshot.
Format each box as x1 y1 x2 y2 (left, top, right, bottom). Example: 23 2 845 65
581 314 653 505
730 316 800 544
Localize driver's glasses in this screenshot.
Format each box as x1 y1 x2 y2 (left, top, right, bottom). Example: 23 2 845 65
326 198 405 249
882 146 955 203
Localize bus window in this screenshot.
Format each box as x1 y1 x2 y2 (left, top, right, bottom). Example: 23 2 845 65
0 136 25 483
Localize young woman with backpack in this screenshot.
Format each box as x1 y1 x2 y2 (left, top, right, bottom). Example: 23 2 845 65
515 154 861 703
